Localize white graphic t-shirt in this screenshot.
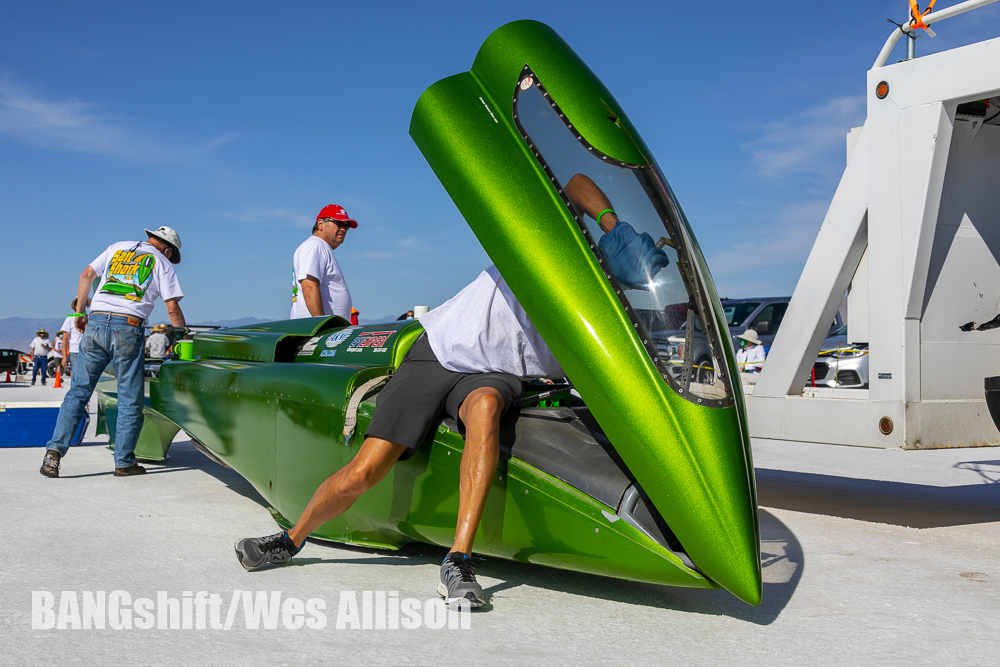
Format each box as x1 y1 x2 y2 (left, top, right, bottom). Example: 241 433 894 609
290 235 352 320
88 241 184 322
59 316 84 353
420 266 563 379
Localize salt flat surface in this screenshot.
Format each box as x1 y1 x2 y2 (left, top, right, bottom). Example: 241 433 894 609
1 397 997 665
0 379 72 403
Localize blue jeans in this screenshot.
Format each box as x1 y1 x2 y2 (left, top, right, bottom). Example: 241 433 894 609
68 352 78 379
46 313 146 468
32 356 48 384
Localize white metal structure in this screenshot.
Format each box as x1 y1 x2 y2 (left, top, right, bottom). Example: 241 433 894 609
750 3 1000 448
874 0 999 67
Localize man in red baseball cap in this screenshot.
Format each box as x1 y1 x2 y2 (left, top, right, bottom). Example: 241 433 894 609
290 205 357 320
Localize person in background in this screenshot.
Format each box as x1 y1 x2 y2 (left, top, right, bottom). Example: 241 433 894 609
146 324 172 359
350 307 359 325
735 329 766 385
48 334 63 379
290 205 356 320
41 226 186 478
59 297 90 379
29 330 52 386
166 326 178 356
396 310 415 321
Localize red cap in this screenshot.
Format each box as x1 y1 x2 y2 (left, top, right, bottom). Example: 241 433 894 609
317 204 357 228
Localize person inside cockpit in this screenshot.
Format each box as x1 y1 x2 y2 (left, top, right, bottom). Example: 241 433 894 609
564 173 670 290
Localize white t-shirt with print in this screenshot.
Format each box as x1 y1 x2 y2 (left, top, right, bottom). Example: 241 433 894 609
88 241 184 322
420 266 563 379
28 336 51 357
290 235 352 320
59 316 84 354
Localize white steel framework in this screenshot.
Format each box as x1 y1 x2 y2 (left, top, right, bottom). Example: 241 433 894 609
750 16 1000 448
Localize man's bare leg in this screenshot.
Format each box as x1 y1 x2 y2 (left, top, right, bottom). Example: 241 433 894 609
287 437 407 548
450 387 504 556
235 437 407 571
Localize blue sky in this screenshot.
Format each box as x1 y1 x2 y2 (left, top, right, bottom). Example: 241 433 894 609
1 1 998 324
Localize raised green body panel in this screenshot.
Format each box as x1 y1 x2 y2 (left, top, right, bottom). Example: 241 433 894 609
106 20 760 607
409 21 759 604
194 315 350 362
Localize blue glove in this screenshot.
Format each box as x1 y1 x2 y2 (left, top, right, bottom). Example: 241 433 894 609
597 221 671 290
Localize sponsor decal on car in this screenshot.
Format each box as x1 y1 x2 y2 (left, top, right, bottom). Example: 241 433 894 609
298 336 322 356
325 330 353 348
320 350 337 358
345 331 394 353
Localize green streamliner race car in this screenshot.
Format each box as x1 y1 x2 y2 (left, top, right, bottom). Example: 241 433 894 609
95 20 761 606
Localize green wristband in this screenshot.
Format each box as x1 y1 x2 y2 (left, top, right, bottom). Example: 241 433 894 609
596 209 615 222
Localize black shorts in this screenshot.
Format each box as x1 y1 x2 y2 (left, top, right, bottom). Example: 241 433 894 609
365 335 524 451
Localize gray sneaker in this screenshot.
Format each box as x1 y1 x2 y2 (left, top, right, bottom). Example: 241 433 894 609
235 532 302 571
40 450 61 478
438 553 485 608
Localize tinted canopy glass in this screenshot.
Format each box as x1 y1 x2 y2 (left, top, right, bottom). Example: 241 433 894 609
514 70 732 405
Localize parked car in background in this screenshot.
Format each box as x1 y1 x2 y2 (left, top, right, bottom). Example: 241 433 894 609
723 297 788 348
0 349 26 376
638 298 847 387
722 297 843 350
808 325 869 388
640 305 716 386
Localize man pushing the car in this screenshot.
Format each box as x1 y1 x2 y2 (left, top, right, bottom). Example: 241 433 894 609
234 175 668 607
237 262 560 608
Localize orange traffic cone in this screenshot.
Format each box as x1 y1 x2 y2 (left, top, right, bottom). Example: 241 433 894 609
54 366 62 388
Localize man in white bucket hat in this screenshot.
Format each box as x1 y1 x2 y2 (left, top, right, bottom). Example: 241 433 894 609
40 226 187 478
735 329 766 385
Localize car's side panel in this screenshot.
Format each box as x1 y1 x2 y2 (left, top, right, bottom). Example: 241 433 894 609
149 357 715 588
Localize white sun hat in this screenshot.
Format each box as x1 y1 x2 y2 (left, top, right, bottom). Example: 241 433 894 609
144 226 182 264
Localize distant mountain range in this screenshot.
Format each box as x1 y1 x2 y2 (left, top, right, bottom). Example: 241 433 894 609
0 316 273 353
0 318 68 353
0 314 409 352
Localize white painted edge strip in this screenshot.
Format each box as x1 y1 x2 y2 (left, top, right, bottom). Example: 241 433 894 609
0 402 63 409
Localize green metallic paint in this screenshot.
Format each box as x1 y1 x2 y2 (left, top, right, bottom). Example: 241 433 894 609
470 21 652 167
95 376 180 462
99 20 761 606
390 321 425 369
144 340 713 589
193 315 350 362
409 20 760 604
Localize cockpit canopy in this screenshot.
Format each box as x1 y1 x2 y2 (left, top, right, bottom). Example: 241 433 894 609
513 68 732 406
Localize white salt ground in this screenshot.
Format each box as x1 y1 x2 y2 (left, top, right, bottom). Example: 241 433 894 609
1 380 997 665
